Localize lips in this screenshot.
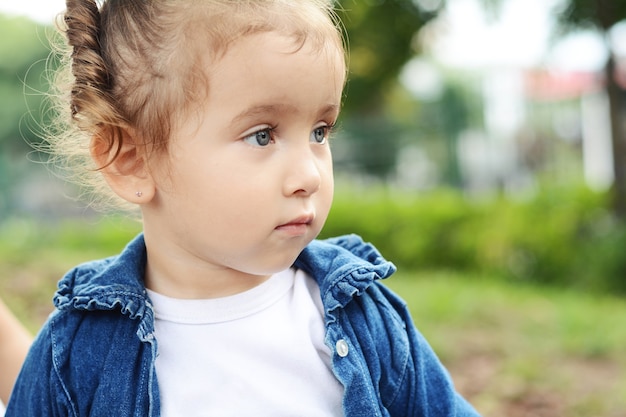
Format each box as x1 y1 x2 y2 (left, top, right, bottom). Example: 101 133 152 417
275 214 315 234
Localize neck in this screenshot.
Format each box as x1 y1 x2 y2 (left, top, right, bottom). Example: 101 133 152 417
143 235 272 300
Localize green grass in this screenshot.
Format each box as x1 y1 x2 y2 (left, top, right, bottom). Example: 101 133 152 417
1 219 626 416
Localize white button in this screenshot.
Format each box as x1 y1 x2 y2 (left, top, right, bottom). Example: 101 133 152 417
336 339 349 357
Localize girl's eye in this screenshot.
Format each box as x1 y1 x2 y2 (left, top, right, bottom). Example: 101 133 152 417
310 125 333 144
243 128 274 147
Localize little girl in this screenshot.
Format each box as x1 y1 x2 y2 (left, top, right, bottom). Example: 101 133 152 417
8 1 481 416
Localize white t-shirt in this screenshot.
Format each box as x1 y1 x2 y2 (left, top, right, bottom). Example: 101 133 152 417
0 398 5 415
148 268 344 417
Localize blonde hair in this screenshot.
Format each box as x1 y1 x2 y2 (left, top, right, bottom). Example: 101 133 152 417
46 0 346 211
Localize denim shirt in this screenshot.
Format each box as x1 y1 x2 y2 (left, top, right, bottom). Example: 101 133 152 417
7 234 480 417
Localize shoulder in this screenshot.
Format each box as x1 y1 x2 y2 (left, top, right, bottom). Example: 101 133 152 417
297 237 481 416
54 234 149 319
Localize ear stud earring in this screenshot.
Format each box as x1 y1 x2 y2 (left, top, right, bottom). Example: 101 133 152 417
135 191 143 198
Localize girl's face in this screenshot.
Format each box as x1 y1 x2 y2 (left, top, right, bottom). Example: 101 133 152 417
141 31 345 298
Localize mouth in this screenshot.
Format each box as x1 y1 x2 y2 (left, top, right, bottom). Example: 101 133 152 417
275 214 315 235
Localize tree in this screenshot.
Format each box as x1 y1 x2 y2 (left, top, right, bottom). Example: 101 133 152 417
555 1 626 217
335 0 439 178
336 0 438 116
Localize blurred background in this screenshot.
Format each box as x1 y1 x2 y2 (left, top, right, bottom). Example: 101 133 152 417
1 0 626 415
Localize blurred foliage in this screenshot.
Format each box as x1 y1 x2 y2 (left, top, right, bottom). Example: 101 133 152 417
0 15 50 149
320 183 626 294
334 0 439 178
0 15 53 215
3 182 624 296
557 0 626 30
336 0 436 116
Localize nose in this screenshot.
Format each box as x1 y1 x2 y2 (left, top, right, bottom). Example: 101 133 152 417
283 146 323 197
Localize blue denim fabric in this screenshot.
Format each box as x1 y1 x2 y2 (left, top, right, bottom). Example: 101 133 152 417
7 234 480 417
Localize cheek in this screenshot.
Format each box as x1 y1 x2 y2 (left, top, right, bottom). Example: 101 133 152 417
322 152 334 186
319 159 335 209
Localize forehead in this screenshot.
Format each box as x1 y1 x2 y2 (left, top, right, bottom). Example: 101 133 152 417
221 27 345 74
211 30 345 103
169 30 344 141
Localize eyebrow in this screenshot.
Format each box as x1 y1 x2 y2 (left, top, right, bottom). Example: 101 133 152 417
231 103 340 125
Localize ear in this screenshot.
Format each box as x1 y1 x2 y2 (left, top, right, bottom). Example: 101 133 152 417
90 128 157 204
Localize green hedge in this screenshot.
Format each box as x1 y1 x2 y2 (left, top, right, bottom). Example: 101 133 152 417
2 183 624 295
320 184 626 294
